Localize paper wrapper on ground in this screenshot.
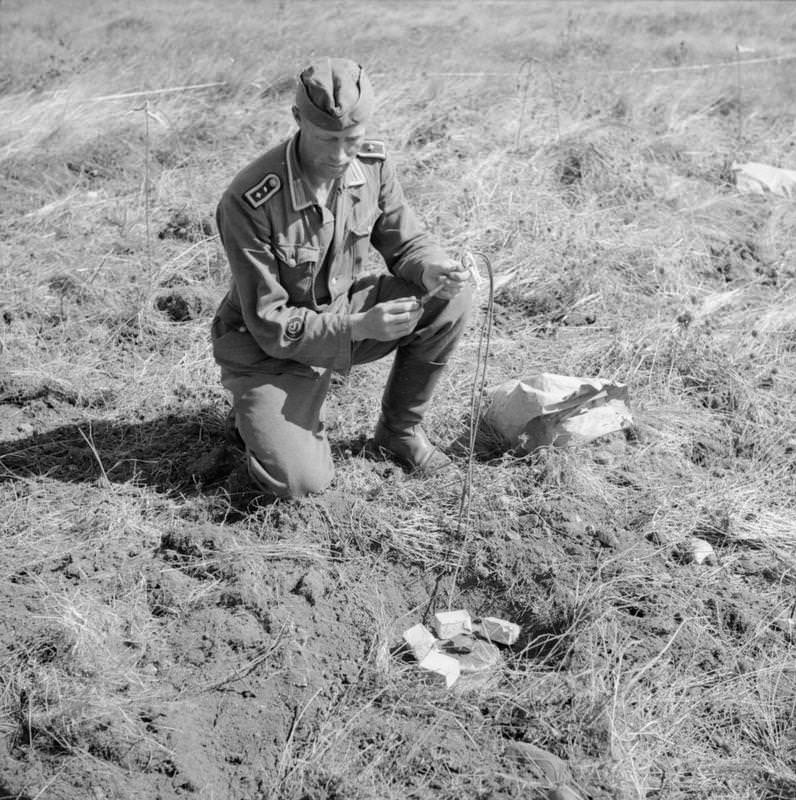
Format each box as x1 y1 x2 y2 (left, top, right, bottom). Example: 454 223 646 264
733 161 796 198
483 373 633 454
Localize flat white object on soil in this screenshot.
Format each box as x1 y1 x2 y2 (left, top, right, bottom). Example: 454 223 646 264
548 786 584 800
402 623 436 661
476 616 520 645
733 161 796 198
690 537 716 565
432 609 472 640
418 650 461 688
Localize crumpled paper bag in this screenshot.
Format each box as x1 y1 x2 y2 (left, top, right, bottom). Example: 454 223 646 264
732 161 796 199
483 373 633 453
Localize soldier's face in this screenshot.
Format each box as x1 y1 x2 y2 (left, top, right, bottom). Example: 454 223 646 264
295 112 367 182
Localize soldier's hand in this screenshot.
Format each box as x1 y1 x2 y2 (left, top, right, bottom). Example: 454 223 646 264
350 298 422 342
421 258 470 300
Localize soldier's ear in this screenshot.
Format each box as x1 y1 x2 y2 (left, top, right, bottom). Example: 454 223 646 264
291 106 301 127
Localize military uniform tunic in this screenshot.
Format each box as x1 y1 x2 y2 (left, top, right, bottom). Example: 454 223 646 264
211 133 470 497
213 133 447 377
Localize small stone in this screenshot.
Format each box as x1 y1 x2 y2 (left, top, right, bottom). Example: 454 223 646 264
561 511 588 537
690 537 716 565
475 616 520 645
431 609 472 640
288 650 310 687
646 529 664 546
594 528 620 549
63 562 83 580
402 623 437 661
292 570 326 605
505 741 570 784
548 786 583 800
418 650 460 688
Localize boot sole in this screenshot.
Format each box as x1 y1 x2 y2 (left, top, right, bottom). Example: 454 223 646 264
367 437 458 476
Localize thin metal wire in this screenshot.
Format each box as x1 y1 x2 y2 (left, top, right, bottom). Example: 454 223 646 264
446 251 495 609
420 52 796 78
16 52 791 109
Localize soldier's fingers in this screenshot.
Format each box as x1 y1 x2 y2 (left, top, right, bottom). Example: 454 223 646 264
428 283 456 300
394 312 419 330
385 307 420 322
385 297 420 311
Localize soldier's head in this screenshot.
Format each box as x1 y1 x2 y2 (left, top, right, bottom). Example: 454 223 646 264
292 58 374 182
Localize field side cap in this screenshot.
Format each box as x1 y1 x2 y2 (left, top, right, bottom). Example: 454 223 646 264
295 57 374 130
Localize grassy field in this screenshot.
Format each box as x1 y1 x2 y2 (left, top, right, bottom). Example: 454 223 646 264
1 1 795 798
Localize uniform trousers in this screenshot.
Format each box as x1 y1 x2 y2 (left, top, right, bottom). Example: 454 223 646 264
212 273 471 498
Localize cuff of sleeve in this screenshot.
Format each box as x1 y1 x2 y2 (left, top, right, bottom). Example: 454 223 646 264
393 260 427 290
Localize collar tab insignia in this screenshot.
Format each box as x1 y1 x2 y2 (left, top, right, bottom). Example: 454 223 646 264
243 173 281 209
357 140 386 161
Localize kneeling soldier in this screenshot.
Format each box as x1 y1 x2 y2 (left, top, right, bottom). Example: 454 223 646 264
212 57 472 498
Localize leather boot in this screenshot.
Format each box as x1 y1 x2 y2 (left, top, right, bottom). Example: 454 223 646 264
372 353 454 473
224 407 244 450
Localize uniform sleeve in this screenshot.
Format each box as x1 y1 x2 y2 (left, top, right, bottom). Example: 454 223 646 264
369 155 448 289
216 190 352 370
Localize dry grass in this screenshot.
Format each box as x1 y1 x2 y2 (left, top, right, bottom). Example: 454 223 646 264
1 1 795 798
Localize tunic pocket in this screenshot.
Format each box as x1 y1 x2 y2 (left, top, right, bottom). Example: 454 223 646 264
348 209 379 238
272 243 319 300
347 210 379 276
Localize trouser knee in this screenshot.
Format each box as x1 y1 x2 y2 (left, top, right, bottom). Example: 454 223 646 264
246 449 334 498
220 369 334 499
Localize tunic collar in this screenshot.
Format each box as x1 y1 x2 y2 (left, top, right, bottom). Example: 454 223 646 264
286 133 365 212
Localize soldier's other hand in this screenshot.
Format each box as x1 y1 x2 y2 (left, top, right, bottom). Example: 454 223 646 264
421 259 470 300
350 297 422 342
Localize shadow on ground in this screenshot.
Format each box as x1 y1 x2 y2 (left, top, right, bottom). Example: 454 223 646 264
0 776 32 800
0 408 235 496
0 408 380 510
